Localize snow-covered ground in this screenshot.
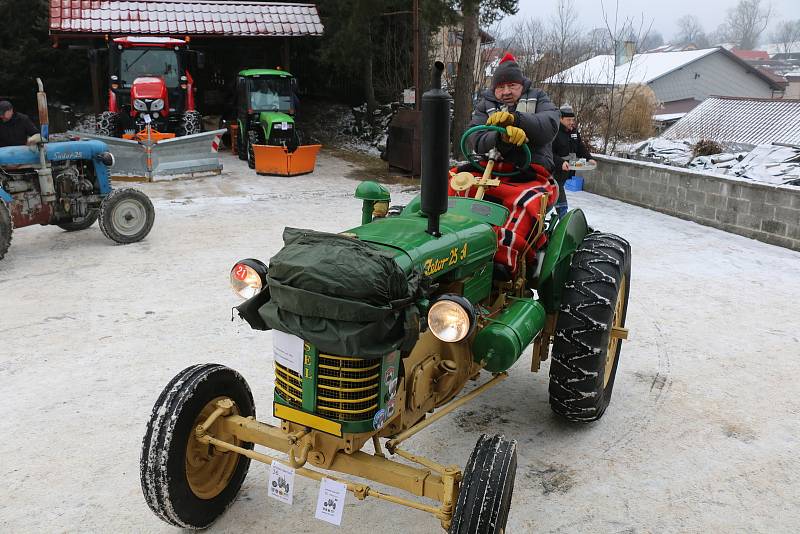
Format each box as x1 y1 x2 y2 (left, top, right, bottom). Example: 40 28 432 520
2 152 799 533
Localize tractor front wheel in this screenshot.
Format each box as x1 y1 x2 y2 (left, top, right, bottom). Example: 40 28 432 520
247 128 265 169
140 364 255 529
549 232 631 422
0 202 12 261
99 188 155 244
56 210 98 232
449 434 517 534
236 127 247 161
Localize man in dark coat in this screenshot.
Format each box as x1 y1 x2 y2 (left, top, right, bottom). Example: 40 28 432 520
466 53 560 172
0 101 39 148
552 104 596 217
453 53 561 277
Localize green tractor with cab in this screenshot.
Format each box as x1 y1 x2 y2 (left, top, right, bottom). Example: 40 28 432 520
141 62 631 533
235 69 300 168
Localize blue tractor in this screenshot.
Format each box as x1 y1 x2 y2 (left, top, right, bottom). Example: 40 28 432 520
0 80 155 261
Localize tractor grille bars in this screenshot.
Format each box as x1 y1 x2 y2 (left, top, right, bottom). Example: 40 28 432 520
275 354 381 422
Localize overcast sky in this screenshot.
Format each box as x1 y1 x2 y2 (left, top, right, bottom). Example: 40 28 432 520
508 0 800 44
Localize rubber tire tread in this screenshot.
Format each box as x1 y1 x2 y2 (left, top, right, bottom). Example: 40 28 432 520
56 210 99 232
176 110 202 137
247 128 264 169
549 232 631 422
236 126 247 161
96 111 120 137
449 434 517 534
0 202 12 261
140 363 255 529
98 188 155 244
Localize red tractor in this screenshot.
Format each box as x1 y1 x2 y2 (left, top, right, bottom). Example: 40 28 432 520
96 37 204 138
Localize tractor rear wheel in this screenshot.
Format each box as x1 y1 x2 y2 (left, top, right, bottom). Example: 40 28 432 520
140 364 255 529
449 434 517 534
247 128 265 169
177 110 202 136
56 210 98 232
96 111 121 137
99 188 155 244
0 202 12 261
549 232 631 422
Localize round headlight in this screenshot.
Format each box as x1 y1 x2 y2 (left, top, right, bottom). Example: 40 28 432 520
230 258 268 299
428 295 475 343
151 99 164 111
96 151 115 167
133 99 147 111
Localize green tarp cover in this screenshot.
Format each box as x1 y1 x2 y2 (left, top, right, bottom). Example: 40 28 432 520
237 228 425 359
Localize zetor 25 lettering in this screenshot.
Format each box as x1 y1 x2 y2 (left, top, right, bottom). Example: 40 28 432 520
423 243 468 276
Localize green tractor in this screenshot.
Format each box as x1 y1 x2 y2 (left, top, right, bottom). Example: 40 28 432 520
140 62 631 532
235 69 300 169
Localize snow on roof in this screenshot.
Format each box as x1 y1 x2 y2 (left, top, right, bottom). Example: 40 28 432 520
544 48 719 86
49 0 323 38
662 96 800 146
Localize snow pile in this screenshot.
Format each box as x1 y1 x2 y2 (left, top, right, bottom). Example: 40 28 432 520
625 138 800 186
628 138 695 166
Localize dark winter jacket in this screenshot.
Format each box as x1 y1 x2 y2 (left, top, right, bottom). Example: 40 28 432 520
0 112 39 148
467 79 560 171
552 123 592 182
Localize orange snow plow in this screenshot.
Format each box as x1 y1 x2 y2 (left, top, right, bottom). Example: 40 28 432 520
253 144 322 176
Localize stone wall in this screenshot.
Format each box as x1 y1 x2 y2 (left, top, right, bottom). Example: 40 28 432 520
585 155 800 252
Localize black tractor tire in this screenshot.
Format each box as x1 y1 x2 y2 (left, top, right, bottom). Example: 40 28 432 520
549 232 631 422
247 128 265 169
56 210 99 232
99 188 155 244
0 202 12 261
140 364 255 529
236 126 247 161
176 110 202 137
96 111 121 137
450 434 517 534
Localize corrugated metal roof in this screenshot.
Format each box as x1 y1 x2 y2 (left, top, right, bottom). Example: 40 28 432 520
662 96 800 147
49 0 323 37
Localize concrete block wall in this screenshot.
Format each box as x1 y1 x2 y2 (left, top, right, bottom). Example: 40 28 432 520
585 155 800 252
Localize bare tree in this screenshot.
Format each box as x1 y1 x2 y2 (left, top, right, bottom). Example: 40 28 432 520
641 31 664 51
719 0 772 49
771 20 800 56
674 14 709 47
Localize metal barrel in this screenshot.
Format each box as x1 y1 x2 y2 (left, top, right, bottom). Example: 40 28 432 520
420 61 450 237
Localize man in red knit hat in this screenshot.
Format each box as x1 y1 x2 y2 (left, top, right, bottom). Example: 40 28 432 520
452 52 560 281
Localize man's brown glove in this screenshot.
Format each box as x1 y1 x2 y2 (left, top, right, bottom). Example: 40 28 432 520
501 125 527 146
485 110 515 127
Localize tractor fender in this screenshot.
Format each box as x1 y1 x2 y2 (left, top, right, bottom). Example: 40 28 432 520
537 209 591 313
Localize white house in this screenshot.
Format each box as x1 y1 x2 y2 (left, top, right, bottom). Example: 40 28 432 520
545 47 785 116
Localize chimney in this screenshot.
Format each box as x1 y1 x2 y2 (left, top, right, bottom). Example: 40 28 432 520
615 40 636 66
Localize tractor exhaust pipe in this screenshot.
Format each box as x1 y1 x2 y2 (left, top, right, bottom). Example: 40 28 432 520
421 61 450 237
35 78 55 202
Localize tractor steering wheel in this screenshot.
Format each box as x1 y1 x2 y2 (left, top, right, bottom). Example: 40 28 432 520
460 124 532 177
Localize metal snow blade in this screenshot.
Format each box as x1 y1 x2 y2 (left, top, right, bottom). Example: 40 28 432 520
67 129 226 182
